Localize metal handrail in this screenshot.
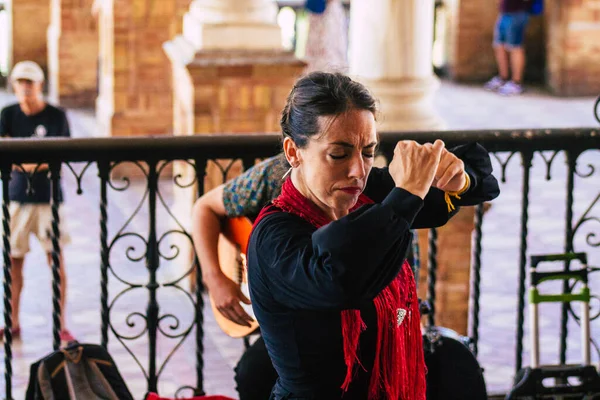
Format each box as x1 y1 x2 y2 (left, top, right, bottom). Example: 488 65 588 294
0 128 598 164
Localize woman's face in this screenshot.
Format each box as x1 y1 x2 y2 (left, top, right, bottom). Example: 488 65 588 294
286 108 377 220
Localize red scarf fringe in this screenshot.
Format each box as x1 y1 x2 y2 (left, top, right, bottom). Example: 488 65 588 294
253 178 426 400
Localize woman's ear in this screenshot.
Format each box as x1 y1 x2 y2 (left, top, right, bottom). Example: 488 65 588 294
283 137 301 168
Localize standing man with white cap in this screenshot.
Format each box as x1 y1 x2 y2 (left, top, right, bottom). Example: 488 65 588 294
0 61 74 344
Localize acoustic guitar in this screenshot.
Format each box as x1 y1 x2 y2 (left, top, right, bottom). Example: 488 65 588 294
209 217 260 338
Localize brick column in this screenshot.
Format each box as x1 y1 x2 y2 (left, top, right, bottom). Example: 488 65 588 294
47 0 98 108
96 0 191 137
415 207 478 336
170 0 193 38
546 0 600 96
11 0 50 74
167 51 306 288
445 0 499 82
165 0 306 284
165 0 301 192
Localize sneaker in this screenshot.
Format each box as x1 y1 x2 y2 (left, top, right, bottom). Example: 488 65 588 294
59 329 76 345
498 81 524 96
0 326 21 341
484 76 506 91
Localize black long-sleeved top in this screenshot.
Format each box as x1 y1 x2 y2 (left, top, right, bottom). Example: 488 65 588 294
247 143 500 399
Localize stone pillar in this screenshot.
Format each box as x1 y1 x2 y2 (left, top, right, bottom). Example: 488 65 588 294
47 0 98 108
181 0 282 51
349 0 443 131
445 0 546 83
96 0 191 137
10 0 50 74
546 0 600 96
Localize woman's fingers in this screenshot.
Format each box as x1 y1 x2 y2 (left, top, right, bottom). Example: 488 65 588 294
437 160 464 189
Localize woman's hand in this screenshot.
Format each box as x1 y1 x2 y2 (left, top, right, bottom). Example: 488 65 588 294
433 149 467 192
388 140 444 199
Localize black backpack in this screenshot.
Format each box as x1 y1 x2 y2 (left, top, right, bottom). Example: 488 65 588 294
26 342 134 400
423 326 488 400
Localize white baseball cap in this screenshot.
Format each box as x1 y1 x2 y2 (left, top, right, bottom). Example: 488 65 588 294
10 61 45 83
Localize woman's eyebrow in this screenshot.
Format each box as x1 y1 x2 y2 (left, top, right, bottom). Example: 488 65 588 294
329 141 378 148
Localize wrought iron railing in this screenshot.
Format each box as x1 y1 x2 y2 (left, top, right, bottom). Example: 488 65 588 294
1 127 599 398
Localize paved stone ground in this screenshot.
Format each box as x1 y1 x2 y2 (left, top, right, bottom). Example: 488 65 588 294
0 82 599 399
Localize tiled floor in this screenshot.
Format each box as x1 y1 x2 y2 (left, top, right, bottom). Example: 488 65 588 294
0 82 599 399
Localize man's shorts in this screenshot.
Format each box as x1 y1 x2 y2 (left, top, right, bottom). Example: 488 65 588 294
7 202 71 258
494 12 530 48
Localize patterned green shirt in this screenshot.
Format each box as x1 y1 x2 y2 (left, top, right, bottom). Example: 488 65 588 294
222 153 289 219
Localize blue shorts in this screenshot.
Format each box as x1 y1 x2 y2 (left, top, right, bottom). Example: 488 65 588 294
494 12 529 48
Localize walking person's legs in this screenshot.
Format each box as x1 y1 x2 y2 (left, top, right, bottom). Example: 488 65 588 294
498 12 530 95
494 45 510 81
508 46 526 85
0 257 25 338
486 12 529 95
1 203 73 342
485 14 511 91
1 202 32 339
9 257 25 331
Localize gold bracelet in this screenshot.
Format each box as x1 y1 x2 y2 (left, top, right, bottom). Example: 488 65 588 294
444 173 470 212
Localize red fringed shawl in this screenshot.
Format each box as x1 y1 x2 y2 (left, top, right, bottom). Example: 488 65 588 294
253 178 426 400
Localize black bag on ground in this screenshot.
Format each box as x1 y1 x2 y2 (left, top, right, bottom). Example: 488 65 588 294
25 342 133 400
424 326 488 400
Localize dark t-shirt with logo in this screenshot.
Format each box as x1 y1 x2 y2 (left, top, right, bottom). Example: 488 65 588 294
0 103 70 203
502 0 530 13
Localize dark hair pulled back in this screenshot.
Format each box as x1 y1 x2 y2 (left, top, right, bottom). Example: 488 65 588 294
280 71 378 148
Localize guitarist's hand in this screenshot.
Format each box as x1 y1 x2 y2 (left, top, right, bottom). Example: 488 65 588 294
208 274 254 327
